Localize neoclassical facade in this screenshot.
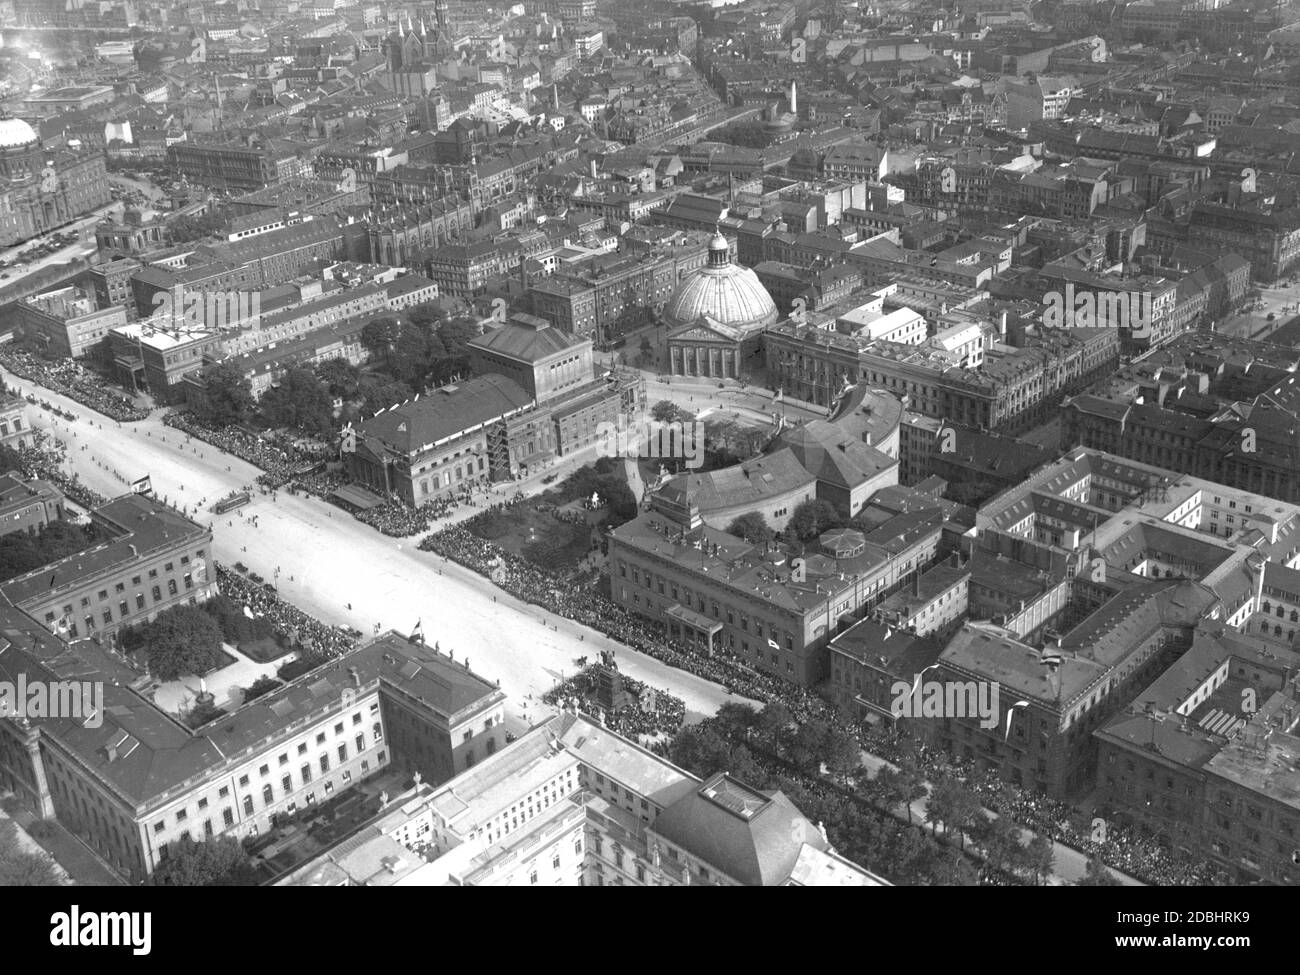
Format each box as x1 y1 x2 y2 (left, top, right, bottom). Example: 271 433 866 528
665 230 779 378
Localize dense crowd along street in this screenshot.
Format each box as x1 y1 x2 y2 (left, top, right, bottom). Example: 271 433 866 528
0 0 1294 923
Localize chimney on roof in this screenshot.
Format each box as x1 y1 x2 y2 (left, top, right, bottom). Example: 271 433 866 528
348 666 360 688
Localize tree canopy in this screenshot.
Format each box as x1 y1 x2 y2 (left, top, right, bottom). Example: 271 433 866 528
260 367 335 437
133 605 226 681
726 511 773 545
196 361 255 428
0 520 100 583
787 498 847 541
153 836 254 886
0 821 62 886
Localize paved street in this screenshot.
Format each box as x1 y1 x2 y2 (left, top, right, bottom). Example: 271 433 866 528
6 368 757 725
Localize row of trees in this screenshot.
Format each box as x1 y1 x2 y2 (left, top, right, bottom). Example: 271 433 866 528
647 400 770 473
189 306 479 439
672 703 1124 886
0 520 104 583
669 702 985 885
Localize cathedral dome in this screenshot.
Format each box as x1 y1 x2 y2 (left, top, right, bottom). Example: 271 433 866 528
662 232 779 333
0 117 38 150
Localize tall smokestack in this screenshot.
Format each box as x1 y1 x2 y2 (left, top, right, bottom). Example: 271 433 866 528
789 78 797 116
590 157 598 179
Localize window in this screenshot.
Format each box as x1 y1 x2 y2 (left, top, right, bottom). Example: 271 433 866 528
243 796 254 815
316 732 326 745
238 774 249 787
320 755 330 773
281 775 292 793
297 742 308 755
355 734 365 753
373 723 383 740
352 713 362 726
301 765 312 783
279 754 288 767
223 808 234 827
198 798 208 810
258 764 269 777
262 785 273 805
338 744 347 762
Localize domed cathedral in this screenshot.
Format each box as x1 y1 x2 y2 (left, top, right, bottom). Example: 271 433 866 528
383 5 455 99
664 229 779 379
0 116 112 248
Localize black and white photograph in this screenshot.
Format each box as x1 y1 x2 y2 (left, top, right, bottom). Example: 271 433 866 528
0 0 1283 954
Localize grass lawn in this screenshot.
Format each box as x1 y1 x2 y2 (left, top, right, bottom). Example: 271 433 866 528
240 635 295 664
468 503 597 573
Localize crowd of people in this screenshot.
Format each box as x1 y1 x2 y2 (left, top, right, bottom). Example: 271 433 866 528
163 412 329 489
862 733 1223 886
543 665 686 738
0 350 149 422
420 518 832 722
13 439 107 511
354 498 454 537
216 564 358 659
419 512 1224 886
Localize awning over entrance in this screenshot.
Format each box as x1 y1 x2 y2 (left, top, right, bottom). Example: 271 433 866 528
664 602 723 634
331 484 386 510
664 602 723 652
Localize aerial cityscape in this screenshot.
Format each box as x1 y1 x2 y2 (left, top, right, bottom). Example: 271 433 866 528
0 0 1291 901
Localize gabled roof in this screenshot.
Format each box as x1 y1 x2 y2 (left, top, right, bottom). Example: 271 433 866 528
356 374 534 456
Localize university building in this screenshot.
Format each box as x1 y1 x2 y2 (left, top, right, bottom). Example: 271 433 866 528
0 493 217 643
0 629 505 881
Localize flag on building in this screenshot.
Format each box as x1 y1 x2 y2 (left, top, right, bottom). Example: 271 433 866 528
410 620 424 643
